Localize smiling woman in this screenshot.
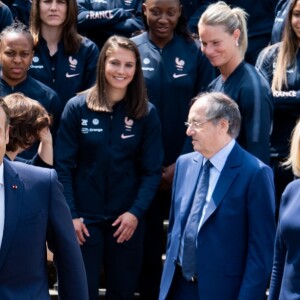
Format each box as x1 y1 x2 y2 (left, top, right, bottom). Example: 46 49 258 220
54 35 163 300
199 1 273 165
104 47 136 102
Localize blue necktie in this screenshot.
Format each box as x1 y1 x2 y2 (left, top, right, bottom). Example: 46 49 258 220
182 160 212 281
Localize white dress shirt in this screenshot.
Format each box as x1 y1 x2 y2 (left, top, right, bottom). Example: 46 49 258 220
199 139 235 228
0 162 5 249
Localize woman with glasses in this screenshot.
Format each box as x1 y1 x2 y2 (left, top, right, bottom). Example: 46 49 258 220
199 1 273 164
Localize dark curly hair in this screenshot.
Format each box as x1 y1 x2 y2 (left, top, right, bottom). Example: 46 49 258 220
4 93 52 152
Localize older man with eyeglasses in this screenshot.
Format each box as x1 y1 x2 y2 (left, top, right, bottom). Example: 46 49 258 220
159 92 276 300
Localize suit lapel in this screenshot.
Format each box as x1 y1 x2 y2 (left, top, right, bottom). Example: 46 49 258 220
0 160 23 271
179 154 204 231
199 144 242 230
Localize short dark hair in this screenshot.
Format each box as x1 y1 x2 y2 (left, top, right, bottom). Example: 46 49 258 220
191 92 241 138
4 93 52 151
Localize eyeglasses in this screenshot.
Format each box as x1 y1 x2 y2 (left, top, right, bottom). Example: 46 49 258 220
184 119 212 129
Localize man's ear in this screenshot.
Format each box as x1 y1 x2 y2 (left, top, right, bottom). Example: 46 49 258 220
219 118 229 134
142 3 147 16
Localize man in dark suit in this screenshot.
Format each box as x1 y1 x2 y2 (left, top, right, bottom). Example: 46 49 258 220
159 92 276 300
0 98 88 299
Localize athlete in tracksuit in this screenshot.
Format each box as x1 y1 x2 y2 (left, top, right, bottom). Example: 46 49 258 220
131 31 215 299
54 94 163 299
29 37 99 108
256 43 300 216
0 76 62 158
132 32 214 168
207 61 273 165
77 0 144 49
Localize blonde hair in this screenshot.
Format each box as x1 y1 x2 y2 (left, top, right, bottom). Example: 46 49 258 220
272 0 299 91
283 119 300 177
198 1 248 57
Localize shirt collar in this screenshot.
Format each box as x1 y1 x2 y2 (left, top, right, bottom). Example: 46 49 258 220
204 139 235 172
0 162 4 186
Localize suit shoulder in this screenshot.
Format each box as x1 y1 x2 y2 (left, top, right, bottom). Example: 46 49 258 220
283 178 300 195
6 160 53 180
280 179 300 211
229 143 271 173
239 146 272 173
177 151 200 164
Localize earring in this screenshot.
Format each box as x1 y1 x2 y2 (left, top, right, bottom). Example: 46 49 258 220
236 40 239 47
